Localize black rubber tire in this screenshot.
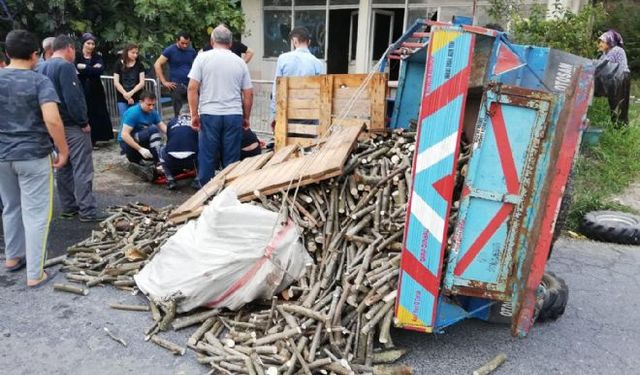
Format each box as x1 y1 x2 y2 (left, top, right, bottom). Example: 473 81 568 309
537 272 569 322
581 210 640 245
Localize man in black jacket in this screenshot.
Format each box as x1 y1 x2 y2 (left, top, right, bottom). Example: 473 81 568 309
38 35 104 222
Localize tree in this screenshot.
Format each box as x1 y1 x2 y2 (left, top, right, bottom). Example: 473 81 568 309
0 0 245 67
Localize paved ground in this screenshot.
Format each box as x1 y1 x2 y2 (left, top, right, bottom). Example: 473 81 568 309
1 145 639 374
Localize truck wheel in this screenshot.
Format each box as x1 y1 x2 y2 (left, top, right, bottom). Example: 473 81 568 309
581 211 640 245
537 272 568 322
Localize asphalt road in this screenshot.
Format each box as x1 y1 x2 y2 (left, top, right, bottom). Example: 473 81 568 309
1 148 639 374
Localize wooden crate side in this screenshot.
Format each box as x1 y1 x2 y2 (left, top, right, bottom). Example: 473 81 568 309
319 75 334 137
287 76 323 89
287 107 320 120
226 151 274 182
264 145 299 167
369 73 388 132
275 77 289 151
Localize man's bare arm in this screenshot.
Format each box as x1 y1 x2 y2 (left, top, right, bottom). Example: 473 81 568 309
41 102 68 169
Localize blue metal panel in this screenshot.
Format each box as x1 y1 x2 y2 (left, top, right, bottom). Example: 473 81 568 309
390 48 427 129
444 86 553 299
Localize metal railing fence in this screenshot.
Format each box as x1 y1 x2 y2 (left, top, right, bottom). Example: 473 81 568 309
100 76 275 137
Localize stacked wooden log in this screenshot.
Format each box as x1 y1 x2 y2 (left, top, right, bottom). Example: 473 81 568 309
52 203 176 295
60 129 477 374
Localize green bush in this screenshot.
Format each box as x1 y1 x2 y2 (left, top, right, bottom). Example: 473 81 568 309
509 2 607 58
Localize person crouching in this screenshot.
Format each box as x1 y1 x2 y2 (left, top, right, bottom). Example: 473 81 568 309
119 90 167 181
159 102 198 190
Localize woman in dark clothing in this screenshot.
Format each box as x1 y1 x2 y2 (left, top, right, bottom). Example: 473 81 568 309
597 29 631 124
76 32 113 144
113 43 146 133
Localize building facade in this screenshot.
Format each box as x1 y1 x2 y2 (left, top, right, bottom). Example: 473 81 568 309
242 0 585 81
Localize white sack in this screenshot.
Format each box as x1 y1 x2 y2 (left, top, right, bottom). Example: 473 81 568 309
135 188 311 313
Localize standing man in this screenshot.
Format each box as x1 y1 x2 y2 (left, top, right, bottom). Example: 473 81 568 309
38 35 103 222
188 24 253 187
41 37 55 62
270 27 325 118
0 30 69 287
154 31 197 117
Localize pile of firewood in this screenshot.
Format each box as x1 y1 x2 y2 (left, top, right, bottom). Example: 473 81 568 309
58 129 473 374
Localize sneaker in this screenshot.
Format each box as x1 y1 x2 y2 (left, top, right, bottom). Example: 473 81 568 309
79 211 110 223
191 179 201 190
166 180 177 190
60 210 79 219
128 162 156 182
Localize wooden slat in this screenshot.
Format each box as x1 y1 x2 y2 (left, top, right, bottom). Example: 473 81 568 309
285 137 319 149
288 99 320 109
319 75 334 138
168 162 238 221
264 145 299 167
333 87 370 100
333 74 370 88
226 151 274 182
287 123 319 136
332 98 372 118
332 118 370 128
228 125 363 200
287 76 322 89
275 77 289 151
369 73 387 132
287 107 320 120
288 88 321 99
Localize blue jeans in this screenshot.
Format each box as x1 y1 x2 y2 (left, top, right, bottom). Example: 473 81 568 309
198 114 243 186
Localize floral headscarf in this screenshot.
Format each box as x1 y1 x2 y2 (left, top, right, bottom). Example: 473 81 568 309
599 29 624 48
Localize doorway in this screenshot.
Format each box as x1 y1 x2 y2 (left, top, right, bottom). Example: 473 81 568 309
327 9 354 74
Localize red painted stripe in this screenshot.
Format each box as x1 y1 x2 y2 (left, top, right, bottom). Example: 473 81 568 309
454 204 513 276
401 249 440 297
491 103 520 194
420 66 471 120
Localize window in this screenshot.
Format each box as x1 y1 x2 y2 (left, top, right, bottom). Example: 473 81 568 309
263 10 292 58
407 7 437 27
294 10 326 58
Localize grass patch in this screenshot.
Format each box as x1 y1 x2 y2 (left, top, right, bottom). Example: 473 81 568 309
567 81 640 229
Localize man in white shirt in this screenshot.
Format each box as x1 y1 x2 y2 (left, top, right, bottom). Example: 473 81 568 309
187 25 253 187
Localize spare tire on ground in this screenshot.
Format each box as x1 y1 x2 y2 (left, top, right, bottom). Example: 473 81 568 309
581 210 640 245
537 272 569 322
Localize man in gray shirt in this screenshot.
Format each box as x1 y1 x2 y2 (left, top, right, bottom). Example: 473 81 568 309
38 35 103 222
0 30 69 287
187 24 253 187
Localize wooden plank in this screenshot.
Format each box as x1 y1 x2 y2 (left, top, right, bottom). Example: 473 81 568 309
288 88 321 100
264 145 299 167
319 75 334 138
288 99 320 109
286 137 319 149
275 77 289 151
287 107 320 120
332 118 370 128
332 98 372 118
226 152 274 182
287 123 319 136
228 126 363 200
169 162 239 220
369 73 388 132
287 76 322 89
333 87 370 100
333 74 370 88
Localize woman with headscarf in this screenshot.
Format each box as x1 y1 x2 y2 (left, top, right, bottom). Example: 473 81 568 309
597 29 631 124
76 32 113 145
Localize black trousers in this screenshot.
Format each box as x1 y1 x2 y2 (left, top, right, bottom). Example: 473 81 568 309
608 72 631 125
171 83 188 117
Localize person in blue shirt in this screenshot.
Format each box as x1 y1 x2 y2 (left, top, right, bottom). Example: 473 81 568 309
270 27 325 123
154 31 197 117
119 91 167 178
159 100 198 190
